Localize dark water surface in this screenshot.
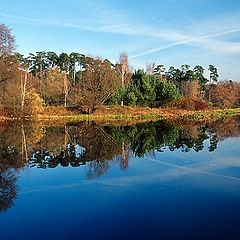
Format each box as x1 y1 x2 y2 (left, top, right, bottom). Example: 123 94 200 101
1 117 240 240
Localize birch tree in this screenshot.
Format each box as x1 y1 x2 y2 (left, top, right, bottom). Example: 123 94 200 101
59 53 69 108
116 52 131 106
16 53 32 116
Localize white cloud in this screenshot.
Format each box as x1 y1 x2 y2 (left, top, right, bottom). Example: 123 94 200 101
3 10 240 57
1 3 240 80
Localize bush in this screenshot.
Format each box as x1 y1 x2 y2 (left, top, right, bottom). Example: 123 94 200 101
108 87 126 105
25 89 45 115
154 80 181 106
170 97 209 110
208 81 240 108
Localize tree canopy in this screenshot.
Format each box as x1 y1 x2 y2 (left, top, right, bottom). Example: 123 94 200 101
1 22 240 117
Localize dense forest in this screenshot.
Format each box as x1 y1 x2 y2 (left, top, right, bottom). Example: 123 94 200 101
1 23 240 118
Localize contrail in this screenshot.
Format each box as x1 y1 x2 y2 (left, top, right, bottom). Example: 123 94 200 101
130 27 240 59
129 40 191 59
0 13 135 34
2 12 240 58
0 13 83 28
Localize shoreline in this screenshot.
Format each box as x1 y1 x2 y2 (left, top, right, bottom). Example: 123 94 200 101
1 107 240 123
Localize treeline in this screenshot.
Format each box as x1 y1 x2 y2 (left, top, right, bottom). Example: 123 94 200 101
1 23 240 117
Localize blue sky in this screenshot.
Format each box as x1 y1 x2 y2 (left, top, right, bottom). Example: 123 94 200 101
1 0 240 80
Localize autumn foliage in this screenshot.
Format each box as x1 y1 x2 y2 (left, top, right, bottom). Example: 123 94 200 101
209 81 240 108
170 97 210 110
1 23 240 119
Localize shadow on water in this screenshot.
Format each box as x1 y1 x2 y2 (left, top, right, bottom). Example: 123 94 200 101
1 116 240 212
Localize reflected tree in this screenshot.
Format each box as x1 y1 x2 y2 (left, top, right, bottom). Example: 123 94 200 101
109 121 180 157
0 169 18 212
1 116 240 212
0 144 21 213
28 123 129 178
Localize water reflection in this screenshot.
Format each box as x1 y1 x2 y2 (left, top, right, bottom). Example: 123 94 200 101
28 124 128 177
0 169 17 212
1 116 240 212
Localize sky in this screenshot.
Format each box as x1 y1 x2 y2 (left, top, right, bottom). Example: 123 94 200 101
1 0 240 80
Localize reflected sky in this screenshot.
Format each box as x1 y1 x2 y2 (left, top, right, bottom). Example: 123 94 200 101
1 118 240 240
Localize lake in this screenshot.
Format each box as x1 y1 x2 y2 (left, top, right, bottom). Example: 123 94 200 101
1 117 240 240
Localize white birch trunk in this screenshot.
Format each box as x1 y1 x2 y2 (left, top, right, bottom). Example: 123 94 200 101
64 72 68 108
21 69 27 116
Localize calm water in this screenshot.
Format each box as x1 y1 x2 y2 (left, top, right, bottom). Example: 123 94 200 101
1 117 240 240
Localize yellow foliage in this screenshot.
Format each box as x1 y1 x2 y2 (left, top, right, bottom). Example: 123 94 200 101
26 89 45 115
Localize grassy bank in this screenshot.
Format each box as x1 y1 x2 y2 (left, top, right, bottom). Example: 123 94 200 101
181 108 240 121
1 106 240 123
